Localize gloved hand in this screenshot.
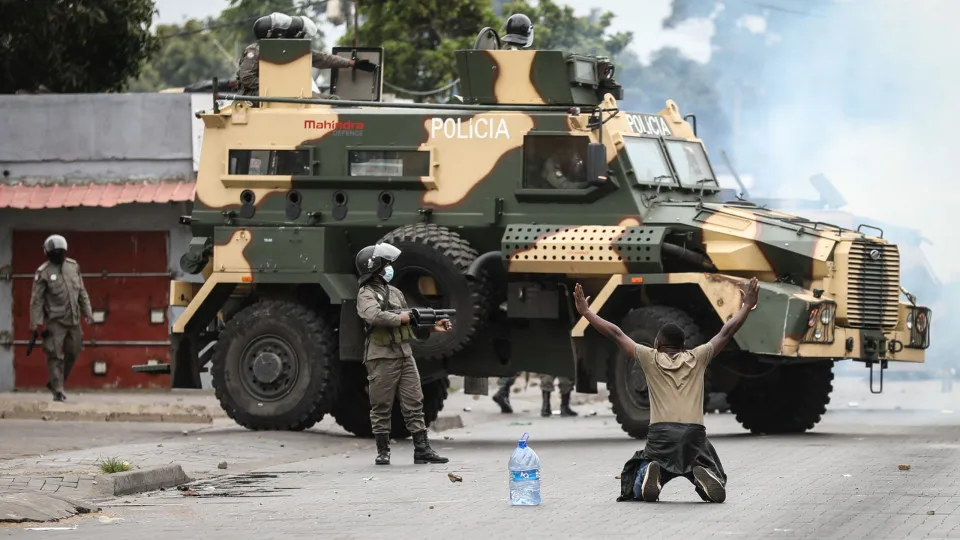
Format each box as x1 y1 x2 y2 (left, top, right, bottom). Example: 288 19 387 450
353 58 378 72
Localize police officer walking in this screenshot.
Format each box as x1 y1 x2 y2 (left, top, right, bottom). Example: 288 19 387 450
501 13 534 50
237 12 378 97
29 235 93 402
355 242 450 466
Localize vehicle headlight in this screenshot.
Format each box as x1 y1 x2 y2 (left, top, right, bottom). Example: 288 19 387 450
820 306 832 325
814 328 823 340
906 311 914 330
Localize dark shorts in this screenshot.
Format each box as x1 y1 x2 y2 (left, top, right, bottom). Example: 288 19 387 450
617 422 727 501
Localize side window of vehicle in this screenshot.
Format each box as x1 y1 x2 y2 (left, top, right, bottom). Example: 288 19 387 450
522 135 591 190
228 149 312 175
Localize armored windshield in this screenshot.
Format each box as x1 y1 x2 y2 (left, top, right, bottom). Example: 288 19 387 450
664 140 717 187
622 136 677 185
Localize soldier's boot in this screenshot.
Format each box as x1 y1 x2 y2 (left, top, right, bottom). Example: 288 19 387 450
541 391 552 417
412 431 448 464
53 391 66 402
374 433 391 465
560 392 578 417
492 383 513 414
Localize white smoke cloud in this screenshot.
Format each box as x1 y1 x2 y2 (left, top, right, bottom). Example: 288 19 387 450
736 0 959 280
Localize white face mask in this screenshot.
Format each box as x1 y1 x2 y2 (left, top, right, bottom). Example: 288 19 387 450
382 266 394 282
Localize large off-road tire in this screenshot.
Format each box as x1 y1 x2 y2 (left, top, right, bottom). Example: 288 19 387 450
379 224 492 362
210 300 338 431
331 362 449 439
727 361 834 434
607 305 705 439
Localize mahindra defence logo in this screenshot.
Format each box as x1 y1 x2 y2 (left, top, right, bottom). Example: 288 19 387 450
304 119 364 136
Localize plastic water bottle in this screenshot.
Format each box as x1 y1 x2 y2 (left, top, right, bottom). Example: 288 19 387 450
508 432 541 506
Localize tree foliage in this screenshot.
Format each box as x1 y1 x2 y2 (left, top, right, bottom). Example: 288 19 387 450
128 19 237 92
0 0 160 93
337 0 500 99
128 0 328 91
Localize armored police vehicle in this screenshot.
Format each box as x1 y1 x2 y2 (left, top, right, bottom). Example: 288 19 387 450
142 28 932 439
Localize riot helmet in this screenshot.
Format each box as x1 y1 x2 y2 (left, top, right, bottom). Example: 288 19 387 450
43 234 68 265
253 12 294 40
355 242 401 284
501 13 534 48
290 16 318 38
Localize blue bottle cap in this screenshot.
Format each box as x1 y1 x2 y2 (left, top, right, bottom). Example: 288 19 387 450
518 432 530 448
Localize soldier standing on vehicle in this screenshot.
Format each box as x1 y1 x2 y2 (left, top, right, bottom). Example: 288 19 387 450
237 13 378 97
501 13 534 51
29 235 93 402
356 242 451 466
574 278 760 503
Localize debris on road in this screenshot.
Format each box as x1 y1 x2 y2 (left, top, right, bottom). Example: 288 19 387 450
928 511 936 515
182 490 199 497
899 464 911 471
218 461 228 469
508 422 532 426
615 475 621 479
462 407 472 412
447 473 462 483
98 515 124 524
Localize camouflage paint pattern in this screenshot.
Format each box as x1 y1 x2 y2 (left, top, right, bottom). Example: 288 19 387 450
171 38 931 365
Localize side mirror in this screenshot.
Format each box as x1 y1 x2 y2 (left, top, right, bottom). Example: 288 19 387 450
586 142 608 186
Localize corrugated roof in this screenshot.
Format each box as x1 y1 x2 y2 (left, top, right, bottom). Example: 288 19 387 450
0 180 195 209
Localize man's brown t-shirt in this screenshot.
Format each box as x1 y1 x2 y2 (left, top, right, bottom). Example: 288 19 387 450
633 342 716 426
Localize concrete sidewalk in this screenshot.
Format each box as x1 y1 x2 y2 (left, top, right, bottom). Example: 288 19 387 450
0 390 225 423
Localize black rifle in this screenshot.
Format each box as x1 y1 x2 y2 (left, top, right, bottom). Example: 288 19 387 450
387 308 456 329
26 329 49 357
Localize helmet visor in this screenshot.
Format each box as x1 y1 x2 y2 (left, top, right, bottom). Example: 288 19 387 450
373 243 401 262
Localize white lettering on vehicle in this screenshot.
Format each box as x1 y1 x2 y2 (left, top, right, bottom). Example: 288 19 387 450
429 117 510 139
624 112 673 137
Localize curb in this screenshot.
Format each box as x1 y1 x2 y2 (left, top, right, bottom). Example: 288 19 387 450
430 414 464 433
0 402 216 424
92 464 191 498
0 492 100 523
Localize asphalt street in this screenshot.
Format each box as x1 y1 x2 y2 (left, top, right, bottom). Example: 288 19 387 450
1 375 959 540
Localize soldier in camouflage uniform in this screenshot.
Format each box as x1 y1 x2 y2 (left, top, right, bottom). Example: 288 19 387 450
355 242 450 466
237 13 377 98
29 235 93 402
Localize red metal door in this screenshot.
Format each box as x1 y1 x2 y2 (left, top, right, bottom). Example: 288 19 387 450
11 231 171 389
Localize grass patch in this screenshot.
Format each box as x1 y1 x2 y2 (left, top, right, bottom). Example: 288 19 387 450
98 457 132 474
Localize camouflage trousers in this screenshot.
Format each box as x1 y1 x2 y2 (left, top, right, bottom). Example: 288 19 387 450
43 320 83 392
365 356 425 435
540 373 573 394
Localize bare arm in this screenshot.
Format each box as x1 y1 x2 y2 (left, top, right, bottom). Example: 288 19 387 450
708 277 760 353
573 283 636 357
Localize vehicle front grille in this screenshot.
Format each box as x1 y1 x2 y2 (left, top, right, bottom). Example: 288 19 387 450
845 240 900 329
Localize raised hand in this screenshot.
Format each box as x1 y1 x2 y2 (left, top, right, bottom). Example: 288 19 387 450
740 277 760 310
573 283 591 315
